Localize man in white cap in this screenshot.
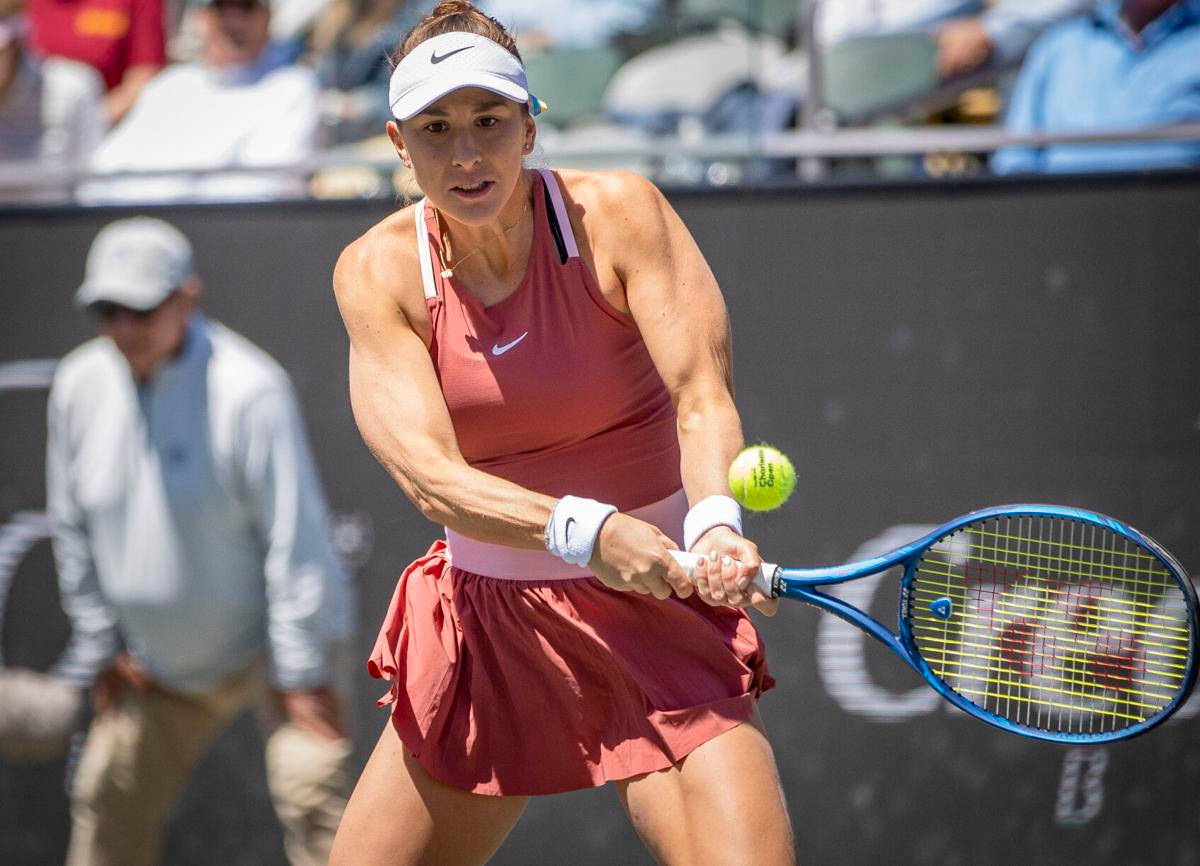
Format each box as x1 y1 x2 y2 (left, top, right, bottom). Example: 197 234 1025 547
47 216 355 866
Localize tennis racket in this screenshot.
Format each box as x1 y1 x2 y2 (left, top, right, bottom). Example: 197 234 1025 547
670 504 1198 743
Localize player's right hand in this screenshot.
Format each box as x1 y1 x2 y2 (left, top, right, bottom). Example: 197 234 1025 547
589 513 694 600
689 526 779 616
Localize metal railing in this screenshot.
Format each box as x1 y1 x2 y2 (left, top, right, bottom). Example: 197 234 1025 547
2 123 1198 200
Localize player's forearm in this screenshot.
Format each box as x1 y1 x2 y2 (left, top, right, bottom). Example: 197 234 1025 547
382 448 559 549
675 385 745 505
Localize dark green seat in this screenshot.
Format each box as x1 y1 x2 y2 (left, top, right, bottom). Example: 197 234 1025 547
524 47 624 127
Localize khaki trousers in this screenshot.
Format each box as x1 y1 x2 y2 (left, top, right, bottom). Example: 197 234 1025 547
65 653 353 866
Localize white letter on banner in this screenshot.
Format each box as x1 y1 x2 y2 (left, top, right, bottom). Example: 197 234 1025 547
1054 748 1108 826
815 525 941 722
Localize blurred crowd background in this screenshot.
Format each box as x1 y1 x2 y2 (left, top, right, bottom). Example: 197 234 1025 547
1 0 1198 203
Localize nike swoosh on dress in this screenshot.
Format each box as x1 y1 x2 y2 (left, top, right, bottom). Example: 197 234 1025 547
491 332 529 356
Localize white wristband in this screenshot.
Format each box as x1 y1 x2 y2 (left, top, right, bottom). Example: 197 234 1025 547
545 496 618 567
683 495 743 551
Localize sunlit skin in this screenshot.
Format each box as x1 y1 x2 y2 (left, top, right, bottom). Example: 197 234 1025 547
387 88 537 304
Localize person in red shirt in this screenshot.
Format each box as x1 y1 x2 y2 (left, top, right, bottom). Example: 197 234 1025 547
28 0 164 123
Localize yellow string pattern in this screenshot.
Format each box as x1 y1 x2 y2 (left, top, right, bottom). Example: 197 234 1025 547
907 516 1192 735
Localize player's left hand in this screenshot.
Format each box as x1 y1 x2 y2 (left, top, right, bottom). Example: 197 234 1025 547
690 526 779 616
936 18 992 79
277 686 346 741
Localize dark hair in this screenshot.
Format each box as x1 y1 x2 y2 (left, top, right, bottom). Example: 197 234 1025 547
391 0 521 67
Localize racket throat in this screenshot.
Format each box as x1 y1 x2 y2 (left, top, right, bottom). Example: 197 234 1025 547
783 581 916 669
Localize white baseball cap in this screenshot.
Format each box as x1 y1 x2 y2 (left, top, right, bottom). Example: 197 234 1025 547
76 217 195 311
388 31 544 121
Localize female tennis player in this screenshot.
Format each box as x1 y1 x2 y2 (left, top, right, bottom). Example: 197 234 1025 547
329 3 795 863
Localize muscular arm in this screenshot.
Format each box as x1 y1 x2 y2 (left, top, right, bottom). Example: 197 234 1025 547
585 171 745 509
333 220 557 550
576 171 775 612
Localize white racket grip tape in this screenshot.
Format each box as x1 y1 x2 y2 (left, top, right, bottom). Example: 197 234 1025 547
668 550 777 597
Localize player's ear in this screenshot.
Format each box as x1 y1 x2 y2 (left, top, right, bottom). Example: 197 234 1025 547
522 113 536 155
387 121 411 167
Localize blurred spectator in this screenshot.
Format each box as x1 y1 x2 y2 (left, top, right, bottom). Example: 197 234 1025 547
993 0 1200 174
81 0 317 203
817 0 1091 79
0 1 105 201
49 217 355 866
480 0 659 50
27 0 165 124
309 0 426 144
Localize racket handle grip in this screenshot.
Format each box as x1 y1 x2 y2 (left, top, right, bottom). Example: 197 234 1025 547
668 550 777 597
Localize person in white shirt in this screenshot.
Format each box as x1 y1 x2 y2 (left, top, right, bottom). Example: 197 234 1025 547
48 217 355 866
0 7 105 202
81 0 317 203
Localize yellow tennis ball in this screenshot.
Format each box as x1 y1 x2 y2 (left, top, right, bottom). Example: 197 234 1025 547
728 445 796 511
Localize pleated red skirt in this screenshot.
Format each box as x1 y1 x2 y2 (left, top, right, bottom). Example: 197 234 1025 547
367 540 775 796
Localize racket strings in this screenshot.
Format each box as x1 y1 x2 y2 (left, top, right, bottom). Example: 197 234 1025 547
907 515 1192 735
908 583 1191 651
909 613 1188 675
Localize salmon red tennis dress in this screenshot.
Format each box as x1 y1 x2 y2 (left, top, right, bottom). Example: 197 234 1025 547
368 169 773 796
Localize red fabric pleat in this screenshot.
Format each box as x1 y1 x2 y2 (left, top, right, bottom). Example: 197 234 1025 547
367 540 775 796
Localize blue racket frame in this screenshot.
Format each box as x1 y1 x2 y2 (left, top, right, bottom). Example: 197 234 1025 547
769 504 1200 743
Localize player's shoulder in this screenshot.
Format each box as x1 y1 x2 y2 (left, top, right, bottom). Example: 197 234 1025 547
333 202 424 311
551 168 670 251
553 167 664 214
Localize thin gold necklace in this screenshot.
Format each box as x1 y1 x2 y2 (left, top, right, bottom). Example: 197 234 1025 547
435 194 530 279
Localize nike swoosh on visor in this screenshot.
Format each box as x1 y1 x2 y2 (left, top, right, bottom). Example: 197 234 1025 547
431 46 473 64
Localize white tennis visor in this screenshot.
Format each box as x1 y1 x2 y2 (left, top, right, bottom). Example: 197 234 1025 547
389 31 542 121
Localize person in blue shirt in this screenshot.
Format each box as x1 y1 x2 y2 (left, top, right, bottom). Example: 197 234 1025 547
993 0 1200 174
817 0 1093 79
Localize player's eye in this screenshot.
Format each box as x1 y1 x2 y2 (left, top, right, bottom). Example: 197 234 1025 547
424 121 448 134
477 116 499 128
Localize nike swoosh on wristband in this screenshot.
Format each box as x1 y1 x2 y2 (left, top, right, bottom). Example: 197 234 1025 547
431 46 473 64
564 517 576 545
491 332 528 355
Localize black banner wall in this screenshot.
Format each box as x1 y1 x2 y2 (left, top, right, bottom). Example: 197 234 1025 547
2 173 1198 865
